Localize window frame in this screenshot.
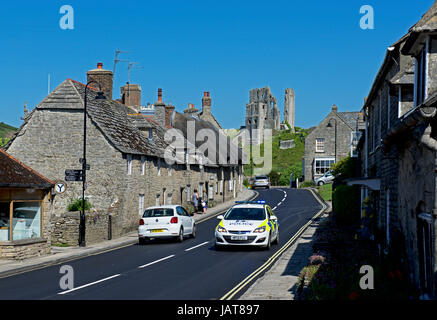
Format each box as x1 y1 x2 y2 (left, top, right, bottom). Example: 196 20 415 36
315 138 325 153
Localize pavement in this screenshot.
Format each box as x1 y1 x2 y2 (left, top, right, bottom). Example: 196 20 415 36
0 188 256 279
239 191 331 300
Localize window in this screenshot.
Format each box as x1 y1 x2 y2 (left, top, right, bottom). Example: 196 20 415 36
0 202 10 241
215 182 219 194
168 165 172 176
199 183 203 195
148 129 153 141
12 202 41 240
386 190 390 245
351 132 361 158
167 193 172 205
157 159 161 176
314 158 335 176
387 93 391 129
155 194 160 206
186 185 191 202
398 87 402 118
141 156 146 175
415 44 427 107
229 180 233 191
208 185 214 200
220 180 223 193
315 138 325 153
139 194 144 216
127 154 132 175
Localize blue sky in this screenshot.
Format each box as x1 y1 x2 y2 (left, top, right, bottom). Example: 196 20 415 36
0 0 434 129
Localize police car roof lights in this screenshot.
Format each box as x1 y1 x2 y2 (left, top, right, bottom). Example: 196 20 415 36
235 200 266 205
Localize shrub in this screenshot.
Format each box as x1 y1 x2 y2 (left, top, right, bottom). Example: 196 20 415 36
243 179 250 188
300 181 315 188
67 198 92 212
185 203 195 215
331 155 355 180
268 170 281 186
332 184 360 224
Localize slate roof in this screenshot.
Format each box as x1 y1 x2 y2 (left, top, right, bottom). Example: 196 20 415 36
6 78 243 166
409 1 437 32
390 62 415 85
0 148 54 189
337 112 361 130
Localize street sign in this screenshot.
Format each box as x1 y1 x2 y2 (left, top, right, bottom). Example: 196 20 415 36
65 175 84 182
54 182 67 194
65 169 83 176
65 169 84 182
85 164 90 170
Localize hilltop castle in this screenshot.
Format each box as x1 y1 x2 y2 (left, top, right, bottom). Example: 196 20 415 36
245 86 295 144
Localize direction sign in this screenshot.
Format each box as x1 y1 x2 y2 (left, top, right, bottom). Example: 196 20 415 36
65 175 84 182
65 169 83 176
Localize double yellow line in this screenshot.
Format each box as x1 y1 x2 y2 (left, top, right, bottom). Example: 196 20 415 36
220 188 327 300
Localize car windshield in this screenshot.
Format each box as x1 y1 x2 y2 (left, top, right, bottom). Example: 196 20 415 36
142 208 174 218
224 207 266 221
255 176 268 180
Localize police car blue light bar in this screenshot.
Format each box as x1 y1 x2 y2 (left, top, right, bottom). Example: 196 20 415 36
235 200 266 204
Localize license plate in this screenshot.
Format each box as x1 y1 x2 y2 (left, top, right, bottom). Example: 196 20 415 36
231 235 248 241
151 229 164 233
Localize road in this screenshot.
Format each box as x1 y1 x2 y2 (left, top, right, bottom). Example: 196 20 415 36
0 188 324 300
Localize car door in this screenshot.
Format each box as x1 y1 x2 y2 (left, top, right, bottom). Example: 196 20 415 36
176 206 191 234
267 206 278 238
181 206 193 233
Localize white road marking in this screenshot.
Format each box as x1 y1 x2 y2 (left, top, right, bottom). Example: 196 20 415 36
185 241 210 252
58 274 121 295
138 255 175 269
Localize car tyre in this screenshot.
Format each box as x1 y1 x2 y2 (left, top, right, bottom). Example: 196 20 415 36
264 233 271 250
272 230 279 245
177 227 184 243
191 224 196 238
318 181 324 186
139 238 147 245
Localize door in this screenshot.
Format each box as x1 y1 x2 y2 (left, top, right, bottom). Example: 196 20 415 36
177 206 192 234
418 213 433 296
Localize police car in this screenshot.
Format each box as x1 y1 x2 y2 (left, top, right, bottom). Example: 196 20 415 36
215 201 279 250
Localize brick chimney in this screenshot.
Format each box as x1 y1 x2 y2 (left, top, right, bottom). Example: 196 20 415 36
121 83 142 107
165 105 175 127
332 104 338 112
202 91 212 115
87 62 113 100
154 88 166 127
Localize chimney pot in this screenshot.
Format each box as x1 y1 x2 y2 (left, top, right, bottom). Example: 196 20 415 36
97 62 103 69
158 88 163 102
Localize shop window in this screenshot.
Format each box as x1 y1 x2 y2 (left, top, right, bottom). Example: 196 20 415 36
0 202 10 241
12 202 41 240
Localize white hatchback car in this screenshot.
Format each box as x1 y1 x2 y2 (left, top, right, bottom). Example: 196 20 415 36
215 201 279 250
138 205 196 244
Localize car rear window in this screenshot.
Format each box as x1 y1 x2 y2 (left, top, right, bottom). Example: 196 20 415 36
255 176 268 180
224 207 266 221
142 208 174 218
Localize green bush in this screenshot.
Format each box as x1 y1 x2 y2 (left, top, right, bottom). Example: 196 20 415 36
300 181 315 188
67 198 92 212
331 155 355 179
185 203 196 215
268 171 281 186
243 179 250 188
332 185 360 224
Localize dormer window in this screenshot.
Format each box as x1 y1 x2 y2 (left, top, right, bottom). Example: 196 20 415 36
415 44 428 106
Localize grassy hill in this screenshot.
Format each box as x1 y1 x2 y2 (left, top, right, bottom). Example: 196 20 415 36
244 127 310 186
0 122 17 147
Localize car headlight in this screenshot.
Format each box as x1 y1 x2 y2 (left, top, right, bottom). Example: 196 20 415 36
217 226 227 233
253 226 266 233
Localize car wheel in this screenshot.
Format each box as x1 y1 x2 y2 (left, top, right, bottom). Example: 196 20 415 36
191 224 196 238
264 233 271 250
272 230 279 245
177 227 184 242
318 181 324 186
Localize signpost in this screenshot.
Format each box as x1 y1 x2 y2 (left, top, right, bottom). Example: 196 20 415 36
65 169 84 181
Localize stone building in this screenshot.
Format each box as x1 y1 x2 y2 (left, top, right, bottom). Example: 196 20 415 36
304 104 361 182
245 86 295 144
0 148 54 259
5 63 244 246
348 1 437 298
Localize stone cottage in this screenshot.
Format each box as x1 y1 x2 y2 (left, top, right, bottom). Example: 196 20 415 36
348 1 437 298
304 105 361 182
0 148 54 259
5 63 244 246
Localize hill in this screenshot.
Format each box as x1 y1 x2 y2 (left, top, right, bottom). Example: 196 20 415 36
0 122 17 147
244 127 310 186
